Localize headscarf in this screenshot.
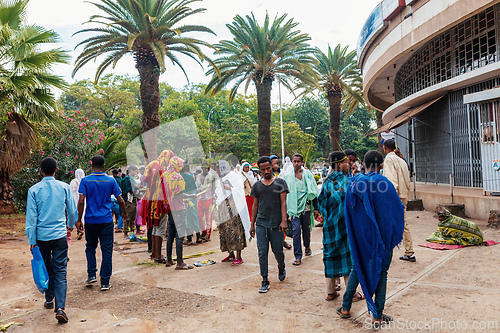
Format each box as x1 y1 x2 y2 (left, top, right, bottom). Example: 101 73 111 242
164 156 185 197
270 155 280 176
280 156 293 178
70 169 85 202
241 162 257 187
143 150 173 182
218 160 231 177
70 169 86 221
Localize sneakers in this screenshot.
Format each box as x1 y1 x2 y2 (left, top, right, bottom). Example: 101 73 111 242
399 255 416 262
85 276 97 285
55 309 68 323
221 255 235 262
278 267 286 282
231 259 243 266
44 300 54 309
101 284 110 291
258 281 270 293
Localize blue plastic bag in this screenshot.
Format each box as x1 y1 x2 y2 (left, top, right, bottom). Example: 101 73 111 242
31 246 49 293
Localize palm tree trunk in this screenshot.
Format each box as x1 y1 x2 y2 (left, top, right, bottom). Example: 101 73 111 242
326 86 342 152
0 171 16 215
376 110 384 154
136 51 161 161
255 79 273 156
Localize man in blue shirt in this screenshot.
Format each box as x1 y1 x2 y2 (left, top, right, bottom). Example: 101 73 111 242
25 157 78 324
75 155 127 291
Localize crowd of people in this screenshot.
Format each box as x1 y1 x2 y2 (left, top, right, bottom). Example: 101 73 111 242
25 139 414 328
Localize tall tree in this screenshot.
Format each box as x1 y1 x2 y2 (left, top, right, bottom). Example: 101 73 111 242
312 44 363 151
0 0 69 214
73 0 218 159
205 13 317 156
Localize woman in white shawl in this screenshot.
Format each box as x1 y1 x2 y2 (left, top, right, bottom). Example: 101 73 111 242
70 169 85 240
214 160 248 266
241 162 258 220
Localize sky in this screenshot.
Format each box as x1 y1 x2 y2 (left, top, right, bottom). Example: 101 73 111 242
26 0 379 104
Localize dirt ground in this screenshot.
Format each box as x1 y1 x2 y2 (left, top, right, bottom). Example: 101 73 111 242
1 210 500 332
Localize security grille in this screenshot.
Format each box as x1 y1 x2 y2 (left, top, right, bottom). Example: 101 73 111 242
448 79 499 187
395 5 499 102
413 97 453 185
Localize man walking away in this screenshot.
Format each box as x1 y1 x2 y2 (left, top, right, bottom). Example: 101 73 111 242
284 153 319 266
337 150 404 327
383 139 414 262
75 155 127 291
250 156 289 293
25 157 78 323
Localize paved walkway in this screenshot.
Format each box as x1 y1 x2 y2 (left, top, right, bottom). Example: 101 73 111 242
1 211 499 332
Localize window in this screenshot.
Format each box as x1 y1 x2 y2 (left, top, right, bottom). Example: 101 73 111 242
394 5 499 102
480 102 499 143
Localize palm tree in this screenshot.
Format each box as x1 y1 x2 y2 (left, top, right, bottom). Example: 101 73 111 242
312 44 363 152
205 13 317 156
0 0 69 214
73 0 218 160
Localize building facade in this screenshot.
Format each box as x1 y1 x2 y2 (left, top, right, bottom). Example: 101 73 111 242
359 0 500 192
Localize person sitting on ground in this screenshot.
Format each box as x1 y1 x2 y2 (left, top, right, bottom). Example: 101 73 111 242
427 209 484 246
26 157 78 323
337 150 404 327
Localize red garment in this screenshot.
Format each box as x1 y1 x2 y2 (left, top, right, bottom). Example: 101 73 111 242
245 195 254 221
198 198 213 239
140 165 170 228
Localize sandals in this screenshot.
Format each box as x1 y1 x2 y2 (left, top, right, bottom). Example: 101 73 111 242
352 292 365 303
372 314 393 327
326 292 339 301
336 307 351 319
154 257 166 264
292 259 301 266
304 248 312 256
175 263 194 270
165 259 175 267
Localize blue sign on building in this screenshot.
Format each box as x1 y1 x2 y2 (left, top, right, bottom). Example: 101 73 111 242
357 3 385 62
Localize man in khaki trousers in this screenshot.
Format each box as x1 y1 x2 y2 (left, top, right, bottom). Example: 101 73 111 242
383 140 415 262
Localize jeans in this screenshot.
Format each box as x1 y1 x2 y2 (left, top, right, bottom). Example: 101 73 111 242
167 211 185 264
256 225 285 281
111 199 123 229
291 211 311 260
342 250 393 319
85 222 114 285
37 237 68 311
